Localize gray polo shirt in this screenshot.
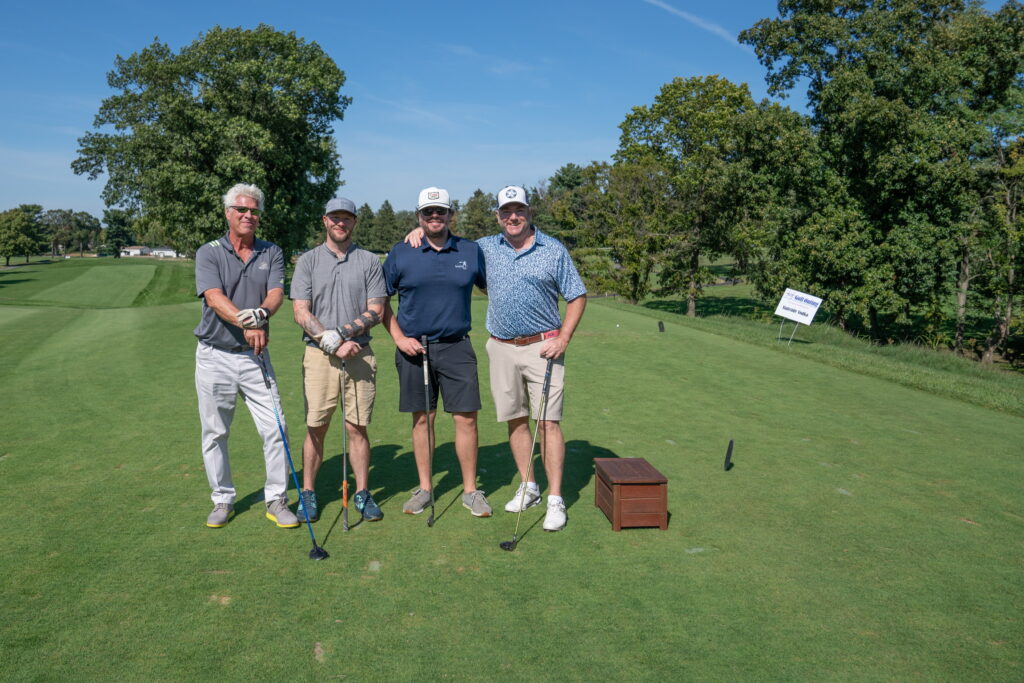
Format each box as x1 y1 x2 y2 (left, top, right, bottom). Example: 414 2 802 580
193 234 286 350
290 241 387 347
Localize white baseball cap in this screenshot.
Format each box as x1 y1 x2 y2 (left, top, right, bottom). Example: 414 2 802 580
497 185 529 209
416 187 452 211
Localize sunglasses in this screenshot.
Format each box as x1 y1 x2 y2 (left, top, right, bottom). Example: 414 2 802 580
420 207 449 217
230 206 262 216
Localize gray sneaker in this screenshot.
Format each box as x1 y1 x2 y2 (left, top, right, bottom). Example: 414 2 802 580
265 497 300 528
462 490 492 517
403 488 433 515
206 503 234 528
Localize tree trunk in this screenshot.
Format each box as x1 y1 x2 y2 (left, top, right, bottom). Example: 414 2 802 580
4 256 9 266
954 241 970 356
686 250 699 317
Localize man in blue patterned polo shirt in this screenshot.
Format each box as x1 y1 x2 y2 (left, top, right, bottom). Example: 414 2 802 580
479 185 587 532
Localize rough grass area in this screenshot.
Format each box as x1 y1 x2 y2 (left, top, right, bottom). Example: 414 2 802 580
0 261 1021 679
631 297 1024 417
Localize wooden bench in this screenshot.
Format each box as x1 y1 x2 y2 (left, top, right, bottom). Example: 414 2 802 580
594 458 668 531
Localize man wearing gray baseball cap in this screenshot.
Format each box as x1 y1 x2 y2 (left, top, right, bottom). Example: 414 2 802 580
290 197 388 524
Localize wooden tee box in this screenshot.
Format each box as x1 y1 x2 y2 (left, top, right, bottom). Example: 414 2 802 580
594 458 668 531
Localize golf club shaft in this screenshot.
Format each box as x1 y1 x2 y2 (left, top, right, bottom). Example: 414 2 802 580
256 353 323 551
508 358 555 543
421 335 435 524
341 359 349 531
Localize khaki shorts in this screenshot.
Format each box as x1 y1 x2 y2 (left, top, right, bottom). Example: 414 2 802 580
485 337 565 422
302 345 376 427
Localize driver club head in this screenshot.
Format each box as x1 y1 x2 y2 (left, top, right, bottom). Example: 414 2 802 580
309 546 330 561
499 539 517 552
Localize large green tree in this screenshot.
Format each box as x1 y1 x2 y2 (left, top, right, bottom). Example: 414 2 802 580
72 24 350 257
616 75 759 316
455 189 494 241
0 206 43 266
741 0 1024 342
101 209 136 258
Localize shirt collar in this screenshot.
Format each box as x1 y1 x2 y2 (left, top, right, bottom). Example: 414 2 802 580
219 233 266 255
498 226 543 250
420 232 458 252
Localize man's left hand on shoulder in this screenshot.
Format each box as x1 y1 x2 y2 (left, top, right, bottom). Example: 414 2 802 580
539 335 569 359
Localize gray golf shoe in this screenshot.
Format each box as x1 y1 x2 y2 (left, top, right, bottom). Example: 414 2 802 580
402 488 432 515
265 497 300 528
462 490 492 517
206 503 234 528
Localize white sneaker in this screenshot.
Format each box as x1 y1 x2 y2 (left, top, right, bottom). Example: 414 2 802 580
543 500 567 531
504 483 542 512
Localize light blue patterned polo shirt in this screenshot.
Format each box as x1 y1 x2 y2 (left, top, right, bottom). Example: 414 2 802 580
477 227 586 339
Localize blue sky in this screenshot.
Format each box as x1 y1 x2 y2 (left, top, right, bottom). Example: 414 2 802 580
0 0 996 218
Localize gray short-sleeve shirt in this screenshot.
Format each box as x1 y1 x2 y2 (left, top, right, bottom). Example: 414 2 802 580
193 234 286 350
290 242 387 346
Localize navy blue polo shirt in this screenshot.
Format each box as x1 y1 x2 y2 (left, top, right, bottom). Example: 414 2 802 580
382 234 486 342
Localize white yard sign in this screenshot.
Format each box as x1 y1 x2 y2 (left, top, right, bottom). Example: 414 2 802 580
774 288 822 325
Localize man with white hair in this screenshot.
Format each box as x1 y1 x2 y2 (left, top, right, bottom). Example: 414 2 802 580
193 182 299 530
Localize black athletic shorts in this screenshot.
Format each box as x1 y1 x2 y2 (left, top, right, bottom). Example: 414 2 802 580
395 337 481 413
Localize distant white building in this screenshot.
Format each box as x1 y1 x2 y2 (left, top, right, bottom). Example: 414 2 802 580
121 246 151 257
151 247 180 258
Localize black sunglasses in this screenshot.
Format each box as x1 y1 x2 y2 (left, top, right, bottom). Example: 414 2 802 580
420 207 449 217
229 206 262 216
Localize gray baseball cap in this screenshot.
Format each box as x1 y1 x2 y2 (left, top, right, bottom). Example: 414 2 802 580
324 197 357 216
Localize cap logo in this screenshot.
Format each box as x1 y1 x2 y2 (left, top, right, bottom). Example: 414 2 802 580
505 189 518 198
428 191 440 200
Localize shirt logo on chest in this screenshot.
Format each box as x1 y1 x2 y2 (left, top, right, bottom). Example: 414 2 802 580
454 260 467 270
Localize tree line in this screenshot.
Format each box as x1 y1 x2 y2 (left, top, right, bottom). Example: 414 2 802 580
0 206 140 266
48 3 1023 365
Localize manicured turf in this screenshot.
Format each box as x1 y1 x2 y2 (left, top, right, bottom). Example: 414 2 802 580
1 259 1021 679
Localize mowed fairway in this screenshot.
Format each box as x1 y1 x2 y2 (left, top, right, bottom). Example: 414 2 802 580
1 259 1021 680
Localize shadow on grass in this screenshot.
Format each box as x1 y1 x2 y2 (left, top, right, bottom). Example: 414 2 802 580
289 438 624 542
644 296 769 318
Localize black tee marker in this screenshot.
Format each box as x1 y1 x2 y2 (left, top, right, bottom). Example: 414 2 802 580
658 321 665 332
724 440 734 471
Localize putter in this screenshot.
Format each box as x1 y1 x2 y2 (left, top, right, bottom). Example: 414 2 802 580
256 353 329 560
500 357 554 552
340 359 349 532
421 335 436 527
724 439 734 471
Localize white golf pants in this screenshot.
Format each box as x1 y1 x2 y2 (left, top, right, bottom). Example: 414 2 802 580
195 342 289 505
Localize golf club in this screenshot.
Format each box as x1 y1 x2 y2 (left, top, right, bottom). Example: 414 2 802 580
256 353 329 560
340 359 349 532
421 335 435 527
499 357 554 552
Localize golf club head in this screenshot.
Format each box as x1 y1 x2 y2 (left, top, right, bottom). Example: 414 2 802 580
309 545 330 561
499 539 517 551
426 514 435 527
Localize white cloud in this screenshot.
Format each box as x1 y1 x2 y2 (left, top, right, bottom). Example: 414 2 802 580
641 0 753 52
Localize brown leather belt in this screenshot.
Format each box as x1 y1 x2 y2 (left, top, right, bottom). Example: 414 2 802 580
491 330 559 346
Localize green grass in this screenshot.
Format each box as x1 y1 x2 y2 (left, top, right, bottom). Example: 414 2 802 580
1 259 1022 679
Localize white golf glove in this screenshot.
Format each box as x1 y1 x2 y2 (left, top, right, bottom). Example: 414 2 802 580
319 329 342 354
236 307 268 329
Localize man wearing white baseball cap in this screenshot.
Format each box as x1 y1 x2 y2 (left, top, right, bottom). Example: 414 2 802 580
402 185 587 531
479 186 586 532
382 187 493 519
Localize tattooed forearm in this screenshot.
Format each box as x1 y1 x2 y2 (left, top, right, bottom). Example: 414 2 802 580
338 298 385 339
338 310 382 339
293 300 327 339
